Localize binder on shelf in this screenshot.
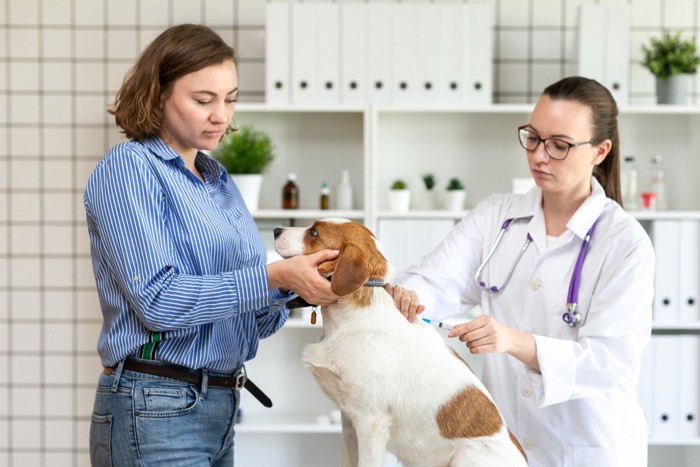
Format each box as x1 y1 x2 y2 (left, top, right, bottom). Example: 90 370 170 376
265 2 291 104
340 3 367 106
414 4 441 105
678 334 700 438
291 3 318 105
679 220 700 322
316 4 340 106
436 4 465 105
366 3 393 105
651 220 679 323
462 3 494 105
651 335 679 439
577 4 630 105
391 5 420 105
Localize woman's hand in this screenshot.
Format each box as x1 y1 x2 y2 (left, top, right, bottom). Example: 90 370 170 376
267 250 339 306
448 315 540 370
383 284 425 322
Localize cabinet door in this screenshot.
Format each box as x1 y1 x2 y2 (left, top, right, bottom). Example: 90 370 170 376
378 219 455 272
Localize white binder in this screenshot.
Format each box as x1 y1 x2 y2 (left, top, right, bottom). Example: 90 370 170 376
577 4 630 105
366 3 393 105
316 4 340 106
391 4 420 105
340 3 367 106
265 3 291 104
462 4 494 105
652 220 680 323
436 4 465 105
291 3 318 105
651 335 679 439
679 220 700 322
414 4 441 105
678 334 700 437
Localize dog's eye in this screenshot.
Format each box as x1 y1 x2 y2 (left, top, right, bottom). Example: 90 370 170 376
310 228 318 237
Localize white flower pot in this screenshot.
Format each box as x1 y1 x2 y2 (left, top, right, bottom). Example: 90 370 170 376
388 189 411 212
443 190 466 211
231 174 263 212
418 189 437 210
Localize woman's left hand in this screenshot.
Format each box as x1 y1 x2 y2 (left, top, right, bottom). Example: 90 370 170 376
384 284 425 322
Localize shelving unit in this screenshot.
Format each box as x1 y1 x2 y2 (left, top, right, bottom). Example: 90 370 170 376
233 103 700 467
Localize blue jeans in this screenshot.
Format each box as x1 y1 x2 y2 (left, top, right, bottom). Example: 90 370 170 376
89 360 241 466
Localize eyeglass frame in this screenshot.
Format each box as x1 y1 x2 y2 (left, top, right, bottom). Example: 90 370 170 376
517 125 595 160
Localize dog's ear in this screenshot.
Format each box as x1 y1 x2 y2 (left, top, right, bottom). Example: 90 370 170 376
330 243 370 296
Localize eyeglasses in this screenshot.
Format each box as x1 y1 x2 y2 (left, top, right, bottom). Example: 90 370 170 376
517 125 594 160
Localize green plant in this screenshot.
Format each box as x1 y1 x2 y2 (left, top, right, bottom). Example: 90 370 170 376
422 173 436 191
212 125 275 174
446 177 464 191
390 179 408 190
641 30 700 78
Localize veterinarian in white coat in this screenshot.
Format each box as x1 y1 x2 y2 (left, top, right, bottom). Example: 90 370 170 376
394 76 654 466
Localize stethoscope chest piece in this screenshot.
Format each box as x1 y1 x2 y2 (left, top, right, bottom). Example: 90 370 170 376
562 303 581 327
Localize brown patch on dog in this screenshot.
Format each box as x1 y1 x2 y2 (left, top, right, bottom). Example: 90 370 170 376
305 221 388 306
509 429 528 461
436 386 503 439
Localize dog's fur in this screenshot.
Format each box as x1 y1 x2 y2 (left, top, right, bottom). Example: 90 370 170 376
274 218 528 467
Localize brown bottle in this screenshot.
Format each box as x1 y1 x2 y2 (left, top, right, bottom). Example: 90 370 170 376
282 173 299 209
320 182 330 210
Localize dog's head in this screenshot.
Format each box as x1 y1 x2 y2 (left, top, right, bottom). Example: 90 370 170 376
274 218 389 298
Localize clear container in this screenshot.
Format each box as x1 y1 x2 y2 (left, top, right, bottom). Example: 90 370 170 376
620 155 639 210
650 155 667 210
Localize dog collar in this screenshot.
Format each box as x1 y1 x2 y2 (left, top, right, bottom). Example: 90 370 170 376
364 278 385 287
285 279 386 310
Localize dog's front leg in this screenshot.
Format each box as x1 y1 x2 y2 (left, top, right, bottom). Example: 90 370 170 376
353 416 391 467
341 412 358 467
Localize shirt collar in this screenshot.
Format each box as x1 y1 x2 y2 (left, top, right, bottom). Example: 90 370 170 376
141 137 228 183
504 176 607 242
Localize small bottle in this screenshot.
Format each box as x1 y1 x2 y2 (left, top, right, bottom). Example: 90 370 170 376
620 155 639 210
650 155 667 210
335 169 353 210
319 181 330 210
282 173 299 209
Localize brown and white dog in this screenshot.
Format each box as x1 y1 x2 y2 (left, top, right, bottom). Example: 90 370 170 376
274 218 527 467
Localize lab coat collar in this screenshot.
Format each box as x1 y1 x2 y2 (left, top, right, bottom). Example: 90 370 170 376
504 176 608 244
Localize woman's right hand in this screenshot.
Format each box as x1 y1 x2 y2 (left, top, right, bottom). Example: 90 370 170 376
267 249 339 306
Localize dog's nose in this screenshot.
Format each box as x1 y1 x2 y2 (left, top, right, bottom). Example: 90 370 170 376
273 227 283 239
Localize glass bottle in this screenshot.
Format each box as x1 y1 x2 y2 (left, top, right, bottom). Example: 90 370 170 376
282 173 299 209
650 155 667 210
335 169 353 210
319 181 330 210
620 155 639 210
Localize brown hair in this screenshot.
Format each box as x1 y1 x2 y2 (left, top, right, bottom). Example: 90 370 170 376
542 76 622 205
110 24 237 141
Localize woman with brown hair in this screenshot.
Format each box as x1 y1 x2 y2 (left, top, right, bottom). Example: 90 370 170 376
85 24 338 465
393 76 654 466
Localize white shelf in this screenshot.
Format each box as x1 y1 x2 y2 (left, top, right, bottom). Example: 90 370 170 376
252 209 365 220
652 322 700 331
377 209 468 219
235 412 342 434
648 438 700 446
631 211 700 221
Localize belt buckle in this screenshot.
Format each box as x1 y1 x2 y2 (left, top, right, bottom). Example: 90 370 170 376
234 367 247 389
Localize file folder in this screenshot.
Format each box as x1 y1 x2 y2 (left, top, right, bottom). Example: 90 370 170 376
291 3 318 105
366 3 393 105
265 3 291 104
436 4 465 105
462 3 494 105
391 4 419 104
651 335 679 439
679 220 700 322
316 4 340 106
678 334 700 437
652 220 680 323
340 3 367 106
414 4 441 105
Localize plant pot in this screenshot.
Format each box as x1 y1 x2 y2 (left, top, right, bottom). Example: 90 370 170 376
388 189 411 212
656 74 691 105
443 190 466 211
231 174 263 212
418 189 437 210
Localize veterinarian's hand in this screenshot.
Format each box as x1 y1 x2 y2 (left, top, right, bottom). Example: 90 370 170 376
448 315 540 370
384 284 425 322
267 250 340 306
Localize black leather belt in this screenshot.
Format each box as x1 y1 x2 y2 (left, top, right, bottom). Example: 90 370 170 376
106 358 272 407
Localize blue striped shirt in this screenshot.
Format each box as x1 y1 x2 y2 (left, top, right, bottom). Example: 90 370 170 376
84 137 291 371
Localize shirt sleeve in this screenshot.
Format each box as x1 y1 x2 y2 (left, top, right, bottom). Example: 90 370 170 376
254 289 294 338
532 228 655 407
84 148 270 331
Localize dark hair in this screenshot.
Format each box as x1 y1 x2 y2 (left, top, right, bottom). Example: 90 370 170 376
110 24 237 141
542 76 622 205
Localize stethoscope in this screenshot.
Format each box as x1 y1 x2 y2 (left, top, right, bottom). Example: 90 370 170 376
474 217 598 327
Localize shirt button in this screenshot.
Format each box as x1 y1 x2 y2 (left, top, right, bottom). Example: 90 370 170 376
521 387 533 398
522 439 534 450
530 280 540 290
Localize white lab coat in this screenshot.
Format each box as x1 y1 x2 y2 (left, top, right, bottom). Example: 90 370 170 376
396 178 654 467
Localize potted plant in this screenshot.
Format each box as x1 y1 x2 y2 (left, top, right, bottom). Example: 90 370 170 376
388 179 411 212
213 125 275 211
641 30 700 105
420 173 437 209
443 177 466 211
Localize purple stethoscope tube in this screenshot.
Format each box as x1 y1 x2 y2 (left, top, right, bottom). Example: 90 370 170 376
474 217 597 328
